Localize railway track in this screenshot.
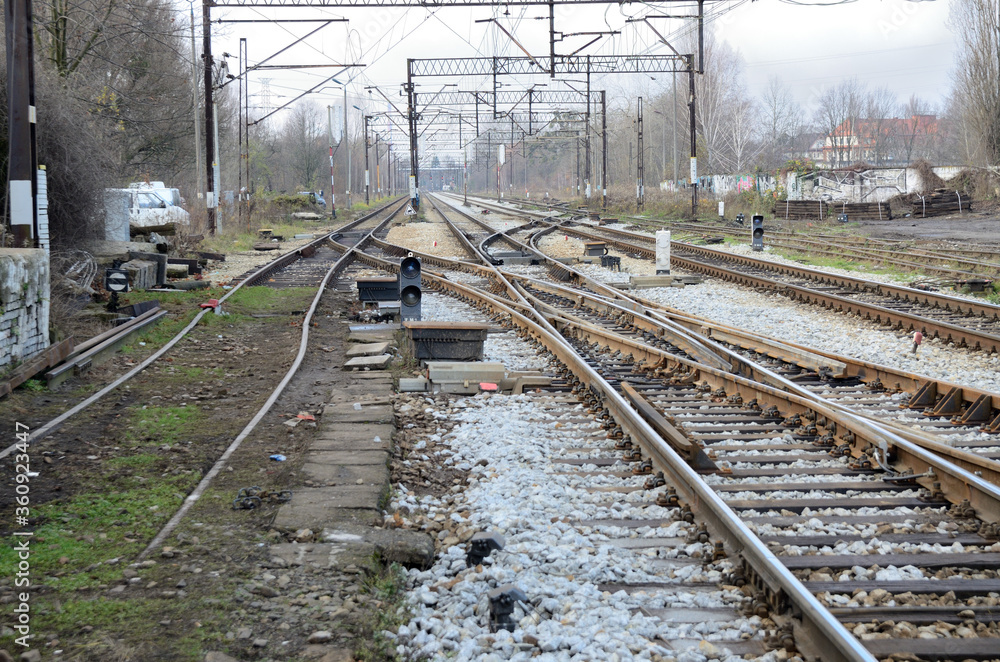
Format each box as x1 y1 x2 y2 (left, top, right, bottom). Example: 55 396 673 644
477 193 1000 284
357 193 1000 660
528 218 1000 355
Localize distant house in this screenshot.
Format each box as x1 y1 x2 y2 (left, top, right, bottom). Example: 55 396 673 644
818 115 939 167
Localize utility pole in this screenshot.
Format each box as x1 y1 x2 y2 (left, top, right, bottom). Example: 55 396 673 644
688 55 698 218
344 87 351 210
637 96 644 212
584 65 591 201
191 4 204 202
461 114 468 205
202 0 216 234
363 115 371 205
5 0 37 246
601 90 607 210
375 133 382 198
672 69 678 186
327 105 337 219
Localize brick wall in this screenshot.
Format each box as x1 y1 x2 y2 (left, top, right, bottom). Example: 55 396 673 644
0 249 50 372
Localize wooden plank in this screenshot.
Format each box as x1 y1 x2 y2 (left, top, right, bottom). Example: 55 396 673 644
761 533 987 547
864 638 1000 661
0 339 75 398
832 605 1000 624
129 222 176 236
726 497 943 512
64 307 162 359
46 310 169 387
804 579 1000 597
781 552 1000 570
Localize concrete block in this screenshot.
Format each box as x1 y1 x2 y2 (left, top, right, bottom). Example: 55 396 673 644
129 251 167 286
121 259 158 291
398 377 429 392
346 341 390 357
166 262 190 278
302 457 390 486
322 403 394 424
104 189 131 241
427 361 506 384
629 275 678 289
313 423 393 451
272 486 385 530
344 354 392 370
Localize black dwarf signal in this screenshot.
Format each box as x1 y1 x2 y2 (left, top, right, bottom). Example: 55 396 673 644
399 254 421 321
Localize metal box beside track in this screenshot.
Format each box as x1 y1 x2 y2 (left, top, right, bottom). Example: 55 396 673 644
404 321 490 362
357 277 399 303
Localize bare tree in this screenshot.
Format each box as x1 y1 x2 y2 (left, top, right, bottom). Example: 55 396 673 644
813 78 865 167
278 101 326 191
897 95 937 163
861 85 899 166
692 34 745 174
717 97 762 173
949 0 1000 165
759 76 800 170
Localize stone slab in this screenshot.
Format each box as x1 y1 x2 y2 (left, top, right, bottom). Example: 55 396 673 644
269 526 434 569
313 423 393 451
328 386 393 403
344 354 392 370
346 341 390 357
272 485 385 530
348 329 398 344
306 449 388 466
322 403 393 424
302 460 389 487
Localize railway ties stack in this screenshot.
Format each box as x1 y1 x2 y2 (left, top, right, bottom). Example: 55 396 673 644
773 199 828 221
830 201 892 221
913 190 973 218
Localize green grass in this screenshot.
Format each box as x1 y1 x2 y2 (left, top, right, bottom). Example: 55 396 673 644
354 559 411 662
222 285 317 315
18 378 46 392
0 470 196 592
123 405 202 448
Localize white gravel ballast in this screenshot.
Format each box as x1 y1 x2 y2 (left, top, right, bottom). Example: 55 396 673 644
387 292 795 662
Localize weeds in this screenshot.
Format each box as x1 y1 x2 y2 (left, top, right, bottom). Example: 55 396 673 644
354 558 410 662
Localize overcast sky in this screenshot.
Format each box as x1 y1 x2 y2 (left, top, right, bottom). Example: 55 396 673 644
208 0 957 125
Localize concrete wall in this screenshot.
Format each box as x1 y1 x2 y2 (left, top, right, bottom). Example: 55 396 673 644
0 249 51 371
790 165 967 202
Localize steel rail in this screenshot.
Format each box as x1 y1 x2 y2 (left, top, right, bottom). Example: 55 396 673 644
348 246 877 662
0 197 406 459
140 198 408 557
547 220 1000 353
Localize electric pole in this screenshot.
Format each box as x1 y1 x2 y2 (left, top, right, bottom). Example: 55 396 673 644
5 0 37 247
